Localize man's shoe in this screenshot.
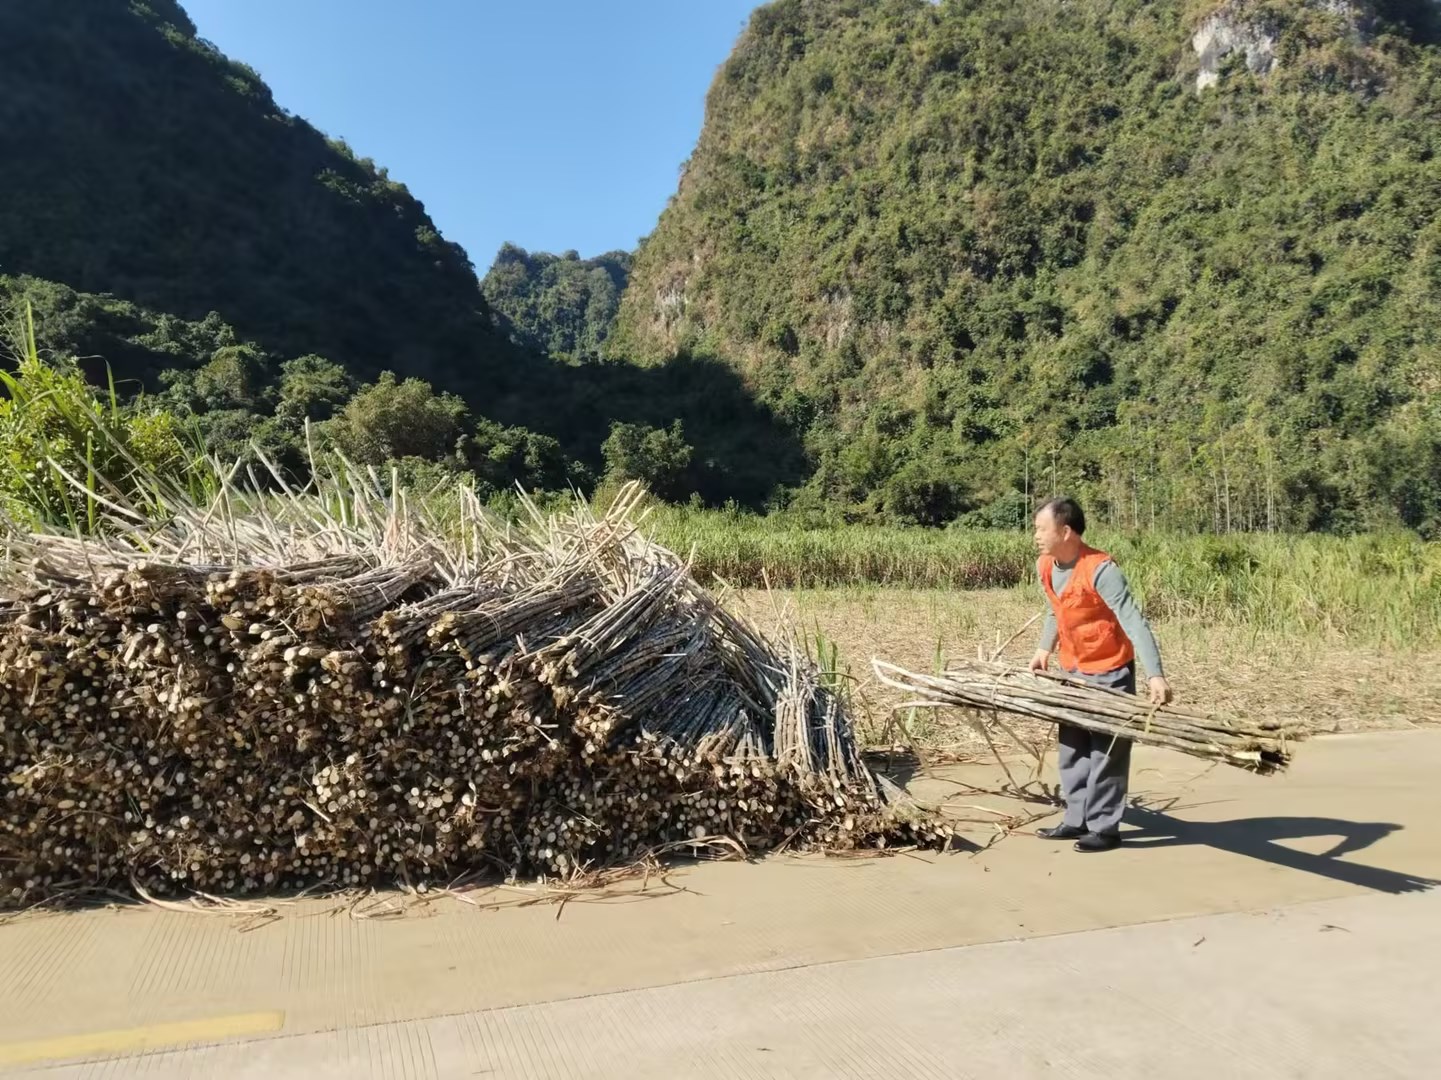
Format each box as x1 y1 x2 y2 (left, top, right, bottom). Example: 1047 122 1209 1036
1036 823 1087 840
1073 832 1121 853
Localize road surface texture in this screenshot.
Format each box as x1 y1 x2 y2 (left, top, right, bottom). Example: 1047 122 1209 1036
2 730 1437 1078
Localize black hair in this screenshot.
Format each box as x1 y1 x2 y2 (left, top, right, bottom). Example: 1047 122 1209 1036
1038 496 1086 535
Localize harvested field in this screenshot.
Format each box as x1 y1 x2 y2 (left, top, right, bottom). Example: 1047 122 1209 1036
730 588 1441 759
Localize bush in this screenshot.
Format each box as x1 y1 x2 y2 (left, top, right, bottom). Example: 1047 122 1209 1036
0 305 214 528
322 372 467 465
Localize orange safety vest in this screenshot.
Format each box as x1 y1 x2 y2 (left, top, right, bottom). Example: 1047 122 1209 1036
1038 544 1135 675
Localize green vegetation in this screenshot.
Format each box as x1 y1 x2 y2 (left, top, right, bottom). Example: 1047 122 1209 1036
0 304 216 530
0 1 797 508
4 274 805 506
482 245 631 361
0 0 589 496
647 507 1441 648
3 0 1440 541
1 282 572 498
4 312 1430 651
0 0 506 394
648 505 1032 589
601 421 695 500
1095 528 1441 646
616 0 1441 534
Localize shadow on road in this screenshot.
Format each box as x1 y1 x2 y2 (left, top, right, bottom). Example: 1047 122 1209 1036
1122 805 1439 895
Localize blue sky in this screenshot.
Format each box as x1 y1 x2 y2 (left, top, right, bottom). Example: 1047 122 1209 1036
180 0 762 273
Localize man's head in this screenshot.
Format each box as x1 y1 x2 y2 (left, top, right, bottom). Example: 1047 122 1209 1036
1033 496 1086 561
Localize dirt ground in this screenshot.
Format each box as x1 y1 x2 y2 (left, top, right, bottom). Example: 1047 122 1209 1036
732 587 1440 757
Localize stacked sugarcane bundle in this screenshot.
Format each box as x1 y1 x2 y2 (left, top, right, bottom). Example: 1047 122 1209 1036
873 658 1305 775
0 480 948 907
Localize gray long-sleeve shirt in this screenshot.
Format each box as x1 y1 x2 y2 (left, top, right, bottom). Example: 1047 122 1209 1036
1038 559 1164 678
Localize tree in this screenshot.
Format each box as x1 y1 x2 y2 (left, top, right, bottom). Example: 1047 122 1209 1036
275 355 356 428
161 344 271 413
465 418 571 495
601 421 693 500
322 372 467 465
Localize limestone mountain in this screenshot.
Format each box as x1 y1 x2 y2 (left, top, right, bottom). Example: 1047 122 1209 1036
0 0 800 505
0 0 518 398
613 0 1441 532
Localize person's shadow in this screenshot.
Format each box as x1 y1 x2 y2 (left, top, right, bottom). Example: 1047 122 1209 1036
1122 804 1439 895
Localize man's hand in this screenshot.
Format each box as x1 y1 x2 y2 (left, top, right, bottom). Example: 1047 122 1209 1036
1148 676 1173 706
1029 649 1051 674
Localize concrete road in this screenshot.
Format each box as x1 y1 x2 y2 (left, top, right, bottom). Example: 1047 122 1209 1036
2 730 1438 1078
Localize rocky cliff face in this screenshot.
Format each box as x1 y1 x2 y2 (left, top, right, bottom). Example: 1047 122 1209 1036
1192 7 1283 89
1192 1 1374 90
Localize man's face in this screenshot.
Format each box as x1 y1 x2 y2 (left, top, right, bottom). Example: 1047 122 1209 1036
1033 507 1068 556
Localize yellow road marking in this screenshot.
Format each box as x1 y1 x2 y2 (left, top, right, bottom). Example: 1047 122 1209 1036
0 1011 285 1066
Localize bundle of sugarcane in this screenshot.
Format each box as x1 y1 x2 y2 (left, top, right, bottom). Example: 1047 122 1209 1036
0 476 948 907
872 657 1305 775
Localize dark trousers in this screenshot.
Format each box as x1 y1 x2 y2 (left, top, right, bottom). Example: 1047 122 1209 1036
1057 666 1135 836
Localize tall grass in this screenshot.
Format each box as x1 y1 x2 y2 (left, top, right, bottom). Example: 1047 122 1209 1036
648 506 1032 589
648 506 1441 649
1104 530 1441 649
0 301 218 531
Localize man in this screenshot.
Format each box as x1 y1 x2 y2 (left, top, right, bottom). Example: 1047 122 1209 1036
1028 497 1172 853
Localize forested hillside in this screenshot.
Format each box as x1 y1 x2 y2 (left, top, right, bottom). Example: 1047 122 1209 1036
0 0 797 506
482 246 631 362
614 0 1441 534
0 0 512 393
4 0 1440 534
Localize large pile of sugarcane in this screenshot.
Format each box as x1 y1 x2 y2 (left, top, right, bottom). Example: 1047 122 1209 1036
873 658 1305 775
0 481 946 907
